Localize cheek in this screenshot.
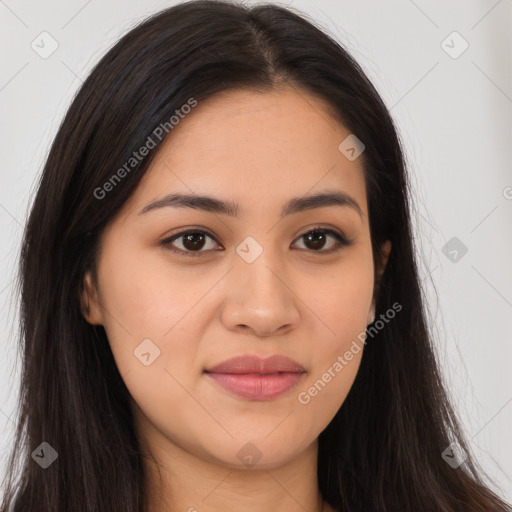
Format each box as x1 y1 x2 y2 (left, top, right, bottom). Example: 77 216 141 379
294 255 373 412
96 253 207 440
304 252 374 344
297 349 362 420
94 245 208 377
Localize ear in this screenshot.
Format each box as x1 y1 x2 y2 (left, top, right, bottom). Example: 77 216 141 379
80 270 104 325
371 240 392 308
376 240 392 281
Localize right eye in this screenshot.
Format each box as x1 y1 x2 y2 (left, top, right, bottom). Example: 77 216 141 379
159 229 222 257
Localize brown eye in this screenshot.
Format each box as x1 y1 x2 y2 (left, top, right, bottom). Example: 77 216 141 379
293 228 349 253
160 230 220 257
181 232 207 251
160 227 350 258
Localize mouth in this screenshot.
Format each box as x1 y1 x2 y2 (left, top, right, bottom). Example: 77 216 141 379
204 354 306 401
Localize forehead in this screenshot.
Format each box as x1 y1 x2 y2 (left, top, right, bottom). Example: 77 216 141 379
122 86 368 220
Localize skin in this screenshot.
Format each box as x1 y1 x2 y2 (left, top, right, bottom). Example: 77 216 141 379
82 85 391 512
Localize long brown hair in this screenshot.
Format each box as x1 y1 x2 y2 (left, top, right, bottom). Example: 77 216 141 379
1 1 510 510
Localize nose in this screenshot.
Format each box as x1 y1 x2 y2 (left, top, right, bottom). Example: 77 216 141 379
220 248 301 338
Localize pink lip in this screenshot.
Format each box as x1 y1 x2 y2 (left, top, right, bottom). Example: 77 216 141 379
204 355 306 401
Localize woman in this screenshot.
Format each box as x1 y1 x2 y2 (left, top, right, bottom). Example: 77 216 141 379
1 1 510 511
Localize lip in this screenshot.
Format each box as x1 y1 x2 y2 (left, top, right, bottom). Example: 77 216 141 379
204 354 306 401
205 354 305 374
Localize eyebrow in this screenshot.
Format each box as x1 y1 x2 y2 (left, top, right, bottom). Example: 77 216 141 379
138 189 363 219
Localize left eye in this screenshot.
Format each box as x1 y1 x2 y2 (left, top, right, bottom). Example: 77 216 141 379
160 228 349 257
160 230 221 257
293 229 349 252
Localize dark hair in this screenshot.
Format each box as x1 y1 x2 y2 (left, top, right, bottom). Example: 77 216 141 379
1 1 510 511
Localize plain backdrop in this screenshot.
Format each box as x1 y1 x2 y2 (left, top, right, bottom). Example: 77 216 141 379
1 0 511 503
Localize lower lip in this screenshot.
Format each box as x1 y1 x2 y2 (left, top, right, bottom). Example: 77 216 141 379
205 372 305 400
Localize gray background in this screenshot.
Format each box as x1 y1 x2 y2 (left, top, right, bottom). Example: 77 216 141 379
1 0 511 503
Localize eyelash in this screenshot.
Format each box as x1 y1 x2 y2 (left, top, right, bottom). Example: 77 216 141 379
159 227 351 258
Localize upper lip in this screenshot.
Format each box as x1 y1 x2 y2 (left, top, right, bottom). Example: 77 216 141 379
204 354 305 374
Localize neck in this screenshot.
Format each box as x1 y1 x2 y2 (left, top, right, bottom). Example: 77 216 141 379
142 436 327 512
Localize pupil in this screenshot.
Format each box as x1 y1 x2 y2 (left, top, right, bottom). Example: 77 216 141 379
305 231 325 250
180 231 327 252
183 232 205 251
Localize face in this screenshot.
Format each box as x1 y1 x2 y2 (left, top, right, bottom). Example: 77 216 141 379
82 86 391 470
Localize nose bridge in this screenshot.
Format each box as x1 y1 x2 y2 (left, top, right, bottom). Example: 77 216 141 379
235 234 289 302
221 234 300 336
